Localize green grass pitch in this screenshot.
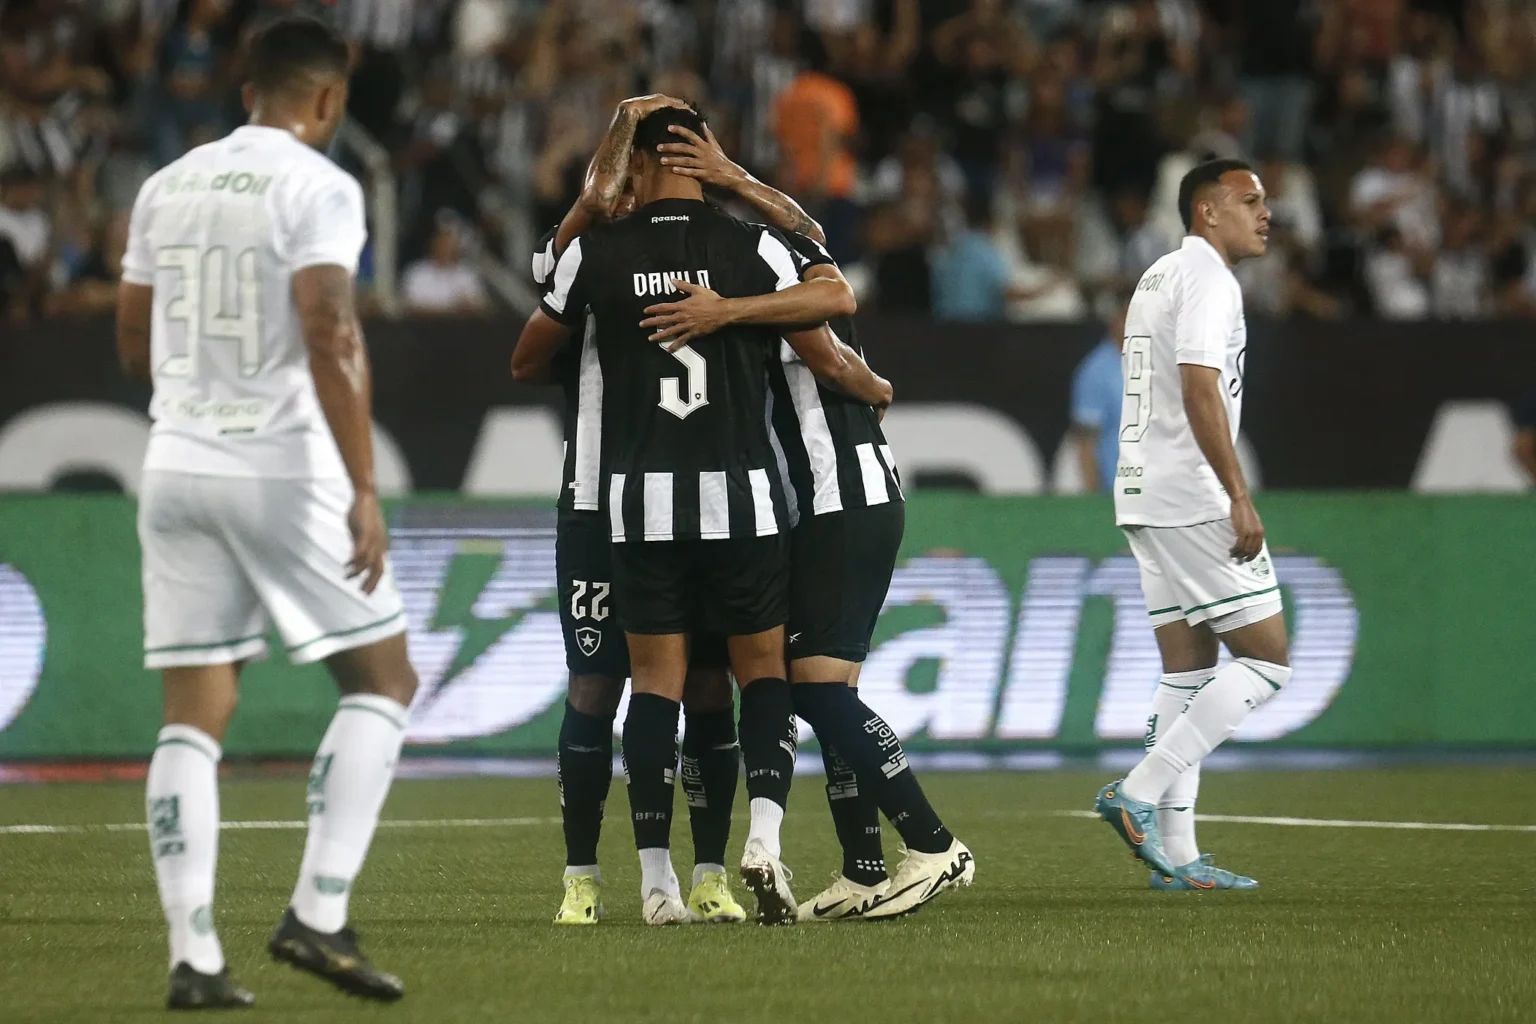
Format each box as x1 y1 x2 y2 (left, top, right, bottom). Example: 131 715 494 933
2 767 1533 1023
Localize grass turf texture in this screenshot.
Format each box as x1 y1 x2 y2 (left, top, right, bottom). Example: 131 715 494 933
1 768 1533 1023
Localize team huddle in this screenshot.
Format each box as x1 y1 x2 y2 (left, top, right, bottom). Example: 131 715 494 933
115 14 1289 1011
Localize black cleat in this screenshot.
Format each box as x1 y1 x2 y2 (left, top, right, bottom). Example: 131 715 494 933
166 962 255 1011
267 908 404 1002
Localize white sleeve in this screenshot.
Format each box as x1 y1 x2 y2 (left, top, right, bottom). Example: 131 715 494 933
288 173 367 274
1174 269 1237 369
120 174 160 285
756 230 804 292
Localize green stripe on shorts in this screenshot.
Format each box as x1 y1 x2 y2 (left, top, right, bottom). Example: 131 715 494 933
1185 585 1280 615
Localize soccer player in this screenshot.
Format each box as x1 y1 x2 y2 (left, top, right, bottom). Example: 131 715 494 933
642 124 975 920
518 93 746 927
117 17 412 1007
514 104 858 925
1094 158 1288 888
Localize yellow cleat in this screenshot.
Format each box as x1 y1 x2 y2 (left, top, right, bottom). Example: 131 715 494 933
553 874 604 925
687 869 747 924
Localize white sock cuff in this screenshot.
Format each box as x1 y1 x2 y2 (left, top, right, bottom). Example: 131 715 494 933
156 725 222 763
564 865 602 882
1235 658 1291 696
337 693 409 731
692 862 725 887
1158 668 1214 695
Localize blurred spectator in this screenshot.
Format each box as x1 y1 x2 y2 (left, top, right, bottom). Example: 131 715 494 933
0 167 51 318
340 0 418 145
868 122 965 239
1111 186 1174 285
1011 75 1089 269
1349 136 1440 252
1364 225 1431 320
46 210 129 316
772 46 861 259
402 215 488 316
1513 389 1536 486
151 0 234 167
931 192 1055 321
1431 200 1488 319
1228 0 1320 163
1090 1 1178 199
930 0 1034 202
1069 292 1128 493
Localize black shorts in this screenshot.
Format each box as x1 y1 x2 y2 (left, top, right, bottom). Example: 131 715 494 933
556 509 728 676
787 501 905 662
611 533 790 637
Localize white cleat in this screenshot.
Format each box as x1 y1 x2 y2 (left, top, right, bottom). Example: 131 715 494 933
641 888 693 926
861 839 975 920
739 838 797 925
797 874 889 922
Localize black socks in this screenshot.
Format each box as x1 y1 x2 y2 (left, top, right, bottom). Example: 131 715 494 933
793 683 953 855
737 677 796 811
621 692 681 851
820 742 887 885
679 707 738 867
557 702 614 867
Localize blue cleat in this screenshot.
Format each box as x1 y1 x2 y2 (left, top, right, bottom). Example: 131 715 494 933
1094 781 1179 877
1150 853 1259 891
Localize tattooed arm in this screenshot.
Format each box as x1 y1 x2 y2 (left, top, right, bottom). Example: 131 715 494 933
555 94 690 252
294 263 386 593
657 124 826 244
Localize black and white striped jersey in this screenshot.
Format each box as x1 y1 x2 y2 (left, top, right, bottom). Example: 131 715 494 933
539 198 810 543
769 232 903 522
532 228 603 515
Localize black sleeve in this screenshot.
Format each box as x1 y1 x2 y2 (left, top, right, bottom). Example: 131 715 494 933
782 230 837 274
538 234 592 326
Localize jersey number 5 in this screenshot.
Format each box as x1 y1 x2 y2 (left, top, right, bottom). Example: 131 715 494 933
1120 335 1152 442
156 245 263 377
659 345 709 419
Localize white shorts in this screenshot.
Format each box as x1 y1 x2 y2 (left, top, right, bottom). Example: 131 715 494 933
139 471 406 669
1122 519 1283 633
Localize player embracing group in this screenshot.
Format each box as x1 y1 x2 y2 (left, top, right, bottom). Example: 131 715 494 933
512 93 973 927
116 13 1292 1011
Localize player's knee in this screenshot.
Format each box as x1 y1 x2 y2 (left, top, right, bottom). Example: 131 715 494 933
1235 657 1291 703
568 673 624 717
681 669 733 713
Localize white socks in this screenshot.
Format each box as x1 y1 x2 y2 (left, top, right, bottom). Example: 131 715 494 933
639 847 680 897
1145 670 1211 868
146 725 225 973
692 862 725 887
291 694 408 934
747 797 785 859
1122 658 1291 805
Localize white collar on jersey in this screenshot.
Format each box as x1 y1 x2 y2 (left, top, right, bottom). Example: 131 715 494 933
1180 233 1228 269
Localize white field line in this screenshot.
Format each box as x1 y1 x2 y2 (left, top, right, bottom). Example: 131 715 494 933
0 816 561 836
5 811 1535 837
1054 809 1536 833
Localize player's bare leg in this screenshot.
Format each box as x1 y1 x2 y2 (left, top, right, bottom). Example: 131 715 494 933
790 655 973 920
680 667 745 923
1140 619 1256 889
623 632 691 924
269 632 417 1001
1116 611 1290 883
729 628 800 924
553 672 623 924
149 663 254 1010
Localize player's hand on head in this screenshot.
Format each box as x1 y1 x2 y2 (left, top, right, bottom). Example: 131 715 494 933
621 93 690 117
657 124 742 188
346 490 388 594
1229 495 1264 562
640 280 728 351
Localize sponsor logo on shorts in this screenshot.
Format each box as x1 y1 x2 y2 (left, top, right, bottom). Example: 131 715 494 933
574 626 602 657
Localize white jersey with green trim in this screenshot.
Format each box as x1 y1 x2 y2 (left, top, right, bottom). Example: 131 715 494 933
1114 234 1247 528
122 125 367 479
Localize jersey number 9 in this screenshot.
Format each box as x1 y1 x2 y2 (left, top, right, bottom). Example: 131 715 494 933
1119 335 1152 442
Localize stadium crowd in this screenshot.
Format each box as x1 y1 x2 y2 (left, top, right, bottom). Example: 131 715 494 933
3 0 1536 322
